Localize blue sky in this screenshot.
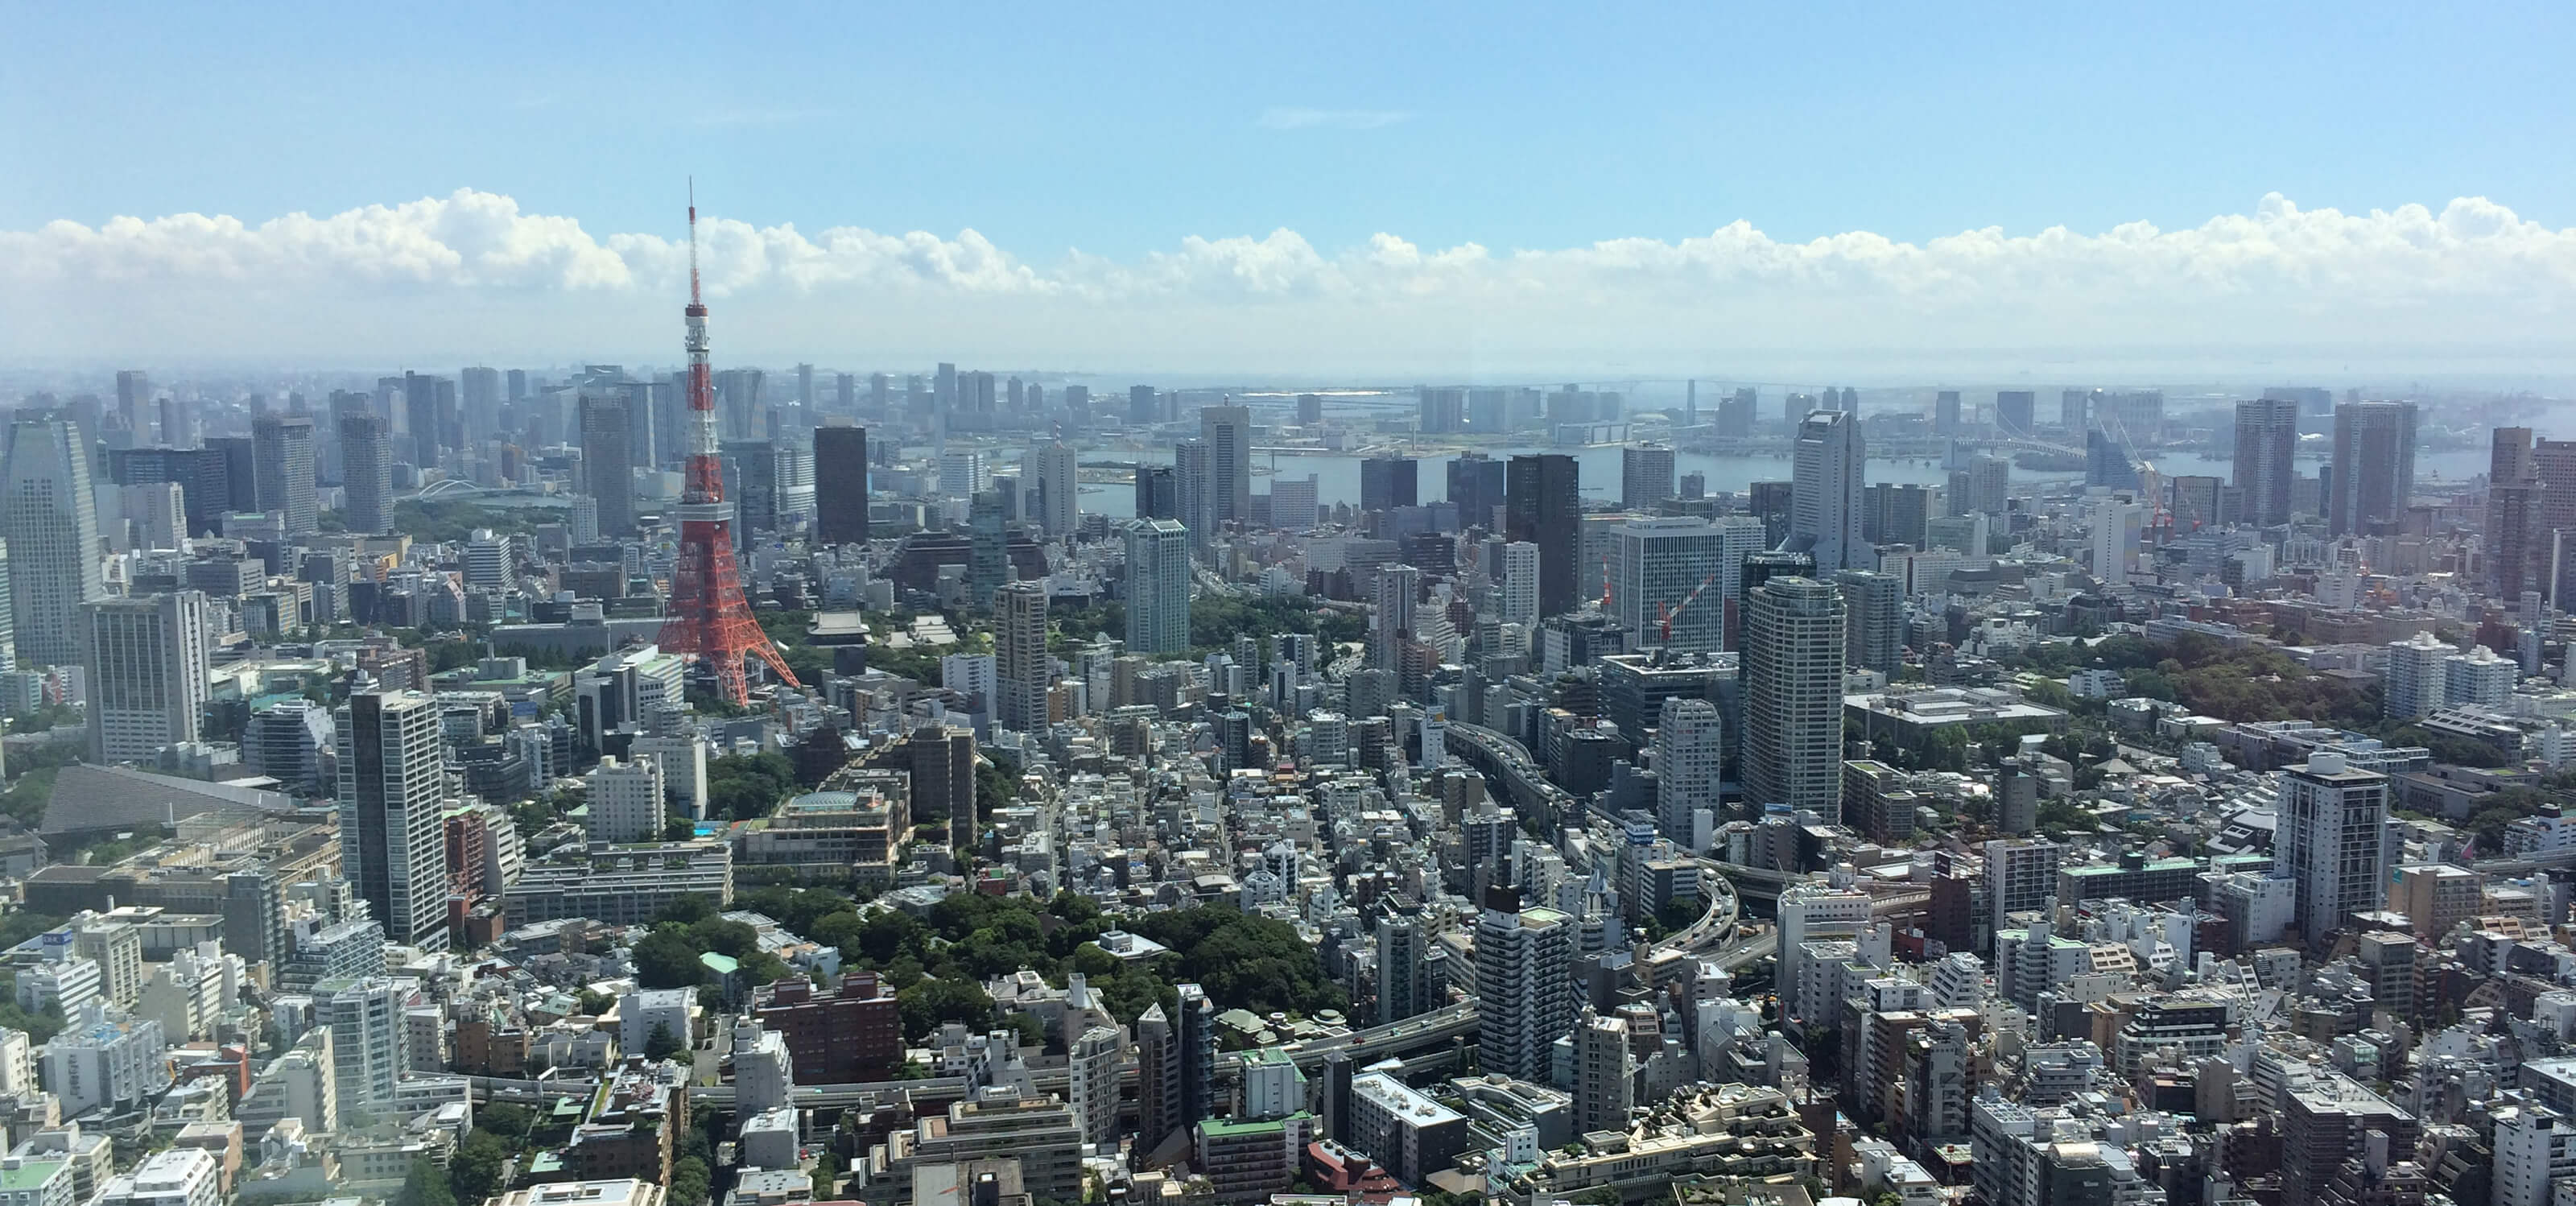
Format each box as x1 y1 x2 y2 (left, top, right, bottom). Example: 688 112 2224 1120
4 2 2573 373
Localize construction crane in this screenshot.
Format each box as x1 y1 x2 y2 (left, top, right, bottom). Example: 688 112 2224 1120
1656 571 1721 644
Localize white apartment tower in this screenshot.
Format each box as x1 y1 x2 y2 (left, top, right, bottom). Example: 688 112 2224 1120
1653 696 1722 846
2385 633 2450 721
587 755 667 845
1742 576 1846 817
1124 520 1192 655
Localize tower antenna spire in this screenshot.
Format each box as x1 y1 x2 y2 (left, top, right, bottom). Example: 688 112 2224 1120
687 176 701 307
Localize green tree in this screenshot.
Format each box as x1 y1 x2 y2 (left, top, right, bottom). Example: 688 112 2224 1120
395 1159 458 1206
632 929 708 990
447 1131 514 1205
646 1022 686 1061
898 975 997 1042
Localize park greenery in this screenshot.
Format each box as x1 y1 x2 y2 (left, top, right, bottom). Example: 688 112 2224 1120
707 751 800 820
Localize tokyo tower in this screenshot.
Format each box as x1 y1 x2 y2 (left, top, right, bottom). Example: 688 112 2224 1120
656 189 800 705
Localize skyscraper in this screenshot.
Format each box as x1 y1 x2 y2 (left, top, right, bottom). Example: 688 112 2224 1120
2089 496 2145 588
251 415 317 535
1448 453 1505 530
1128 385 1157 424
1716 387 1757 437
1474 901 1575 1083
460 366 502 445
115 370 151 436
1933 390 1962 433
2277 751 2391 938
2328 401 2418 536
579 392 636 537
2 411 105 667
1173 440 1212 551
1506 454 1579 619
2233 399 2301 527
1360 456 1418 513
1609 516 1765 655
1497 541 1540 633
1653 696 1721 845
2489 427 2541 598
1620 444 1676 509
337 691 448 951
1027 440 1078 535
1370 564 1420 671
337 408 393 535
996 580 1051 733
83 591 212 763
1134 465 1179 522
1993 390 2035 436
813 425 870 544
1200 403 1253 526
1789 410 1868 572
401 372 452 469
1743 576 1846 817
1125 520 1191 655
2084 427 2141 491
967 489 1006 608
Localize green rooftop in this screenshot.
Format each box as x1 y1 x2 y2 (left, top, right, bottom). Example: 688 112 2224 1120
0 1161 64 1191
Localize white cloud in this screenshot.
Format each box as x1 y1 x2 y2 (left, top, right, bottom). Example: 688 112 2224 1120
1257 106 1413 130
3 188 2574 373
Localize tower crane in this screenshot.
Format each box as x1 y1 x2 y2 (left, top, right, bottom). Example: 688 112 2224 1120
1656 571 1722 644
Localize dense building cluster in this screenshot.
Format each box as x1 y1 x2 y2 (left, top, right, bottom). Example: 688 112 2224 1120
0 346 2570 1206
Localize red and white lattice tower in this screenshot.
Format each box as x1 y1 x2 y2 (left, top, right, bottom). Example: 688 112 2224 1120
657 189 799 705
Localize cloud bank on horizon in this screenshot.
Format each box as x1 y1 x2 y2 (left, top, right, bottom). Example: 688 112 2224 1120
4 189 2573 373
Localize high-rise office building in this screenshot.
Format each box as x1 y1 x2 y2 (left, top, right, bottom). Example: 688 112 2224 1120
337 409 393 535
1620 444 1676 510
1369 564 1421 671
1790 410 1868 572
459 366 502 445
2328 401 2418 536
1201 404 1253 526
1134 465 1179 522
1269 474 1319 531
1716 387 1757 437
2277 751 2391 938
1609 516 1766 655
2 412 105 667
84 591 212 763
2085 427 2141 491
337 691 449 951
115 370 151 435
1360 456 1418 513
1449 453 1505 530
1473 901 1575 1082
1653 696 1721 845
251 415 317 535
1506 454 1579 619
579 392 636 537
1173 440 1213 550
996 580 1051 733
1946 456 2010 518
1742 576 1845 816
401 372 453 469
1126 520 1191 655
2233 399 2301 527
1863 482 1936 548
1128 385 1158 424
813 425 869 544
2489 427 2542 599
1993 390 2035 436
1027 441 1078 535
